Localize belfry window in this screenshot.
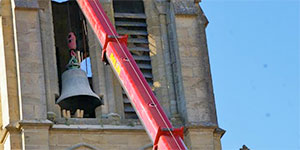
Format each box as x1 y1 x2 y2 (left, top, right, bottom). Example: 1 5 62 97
52 1 102 118
113 0 153 119
51 0 152 120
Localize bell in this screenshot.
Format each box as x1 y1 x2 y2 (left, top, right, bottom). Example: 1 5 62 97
56 68 102 115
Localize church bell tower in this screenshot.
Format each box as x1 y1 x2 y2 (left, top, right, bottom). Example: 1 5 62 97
0 0 224 149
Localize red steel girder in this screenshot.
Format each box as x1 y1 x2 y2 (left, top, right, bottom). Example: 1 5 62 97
77 0 188 149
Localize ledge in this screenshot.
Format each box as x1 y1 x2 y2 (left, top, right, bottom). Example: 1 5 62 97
51 124 145 131
55 118 142 126
19 119 53 127
214 127 226 138
184 121 218 129
183 122 226 137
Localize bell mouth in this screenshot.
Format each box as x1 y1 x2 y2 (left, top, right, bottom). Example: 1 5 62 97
57 95 102 115
56 68 103 117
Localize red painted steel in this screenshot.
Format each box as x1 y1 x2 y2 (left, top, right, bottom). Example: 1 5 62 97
77 0 187 149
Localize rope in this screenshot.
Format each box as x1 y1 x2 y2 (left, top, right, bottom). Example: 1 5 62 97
67 1 72 32
66 1 81 70
82 18 89 75
91 1 183 149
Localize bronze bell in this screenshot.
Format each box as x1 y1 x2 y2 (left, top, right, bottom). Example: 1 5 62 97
56 68 102 116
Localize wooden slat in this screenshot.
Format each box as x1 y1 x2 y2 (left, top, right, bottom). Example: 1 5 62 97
123 96 131 104
125 112 138 119
124 105 135 112
114 11 151 120
128 38 149 44
129 47 150 52
147 81 153 87
118 29 148 35
137 63 152 69
122 90 126 95
132 55 151 61
115 21 147 27
142 72 153 79
114 13 146 19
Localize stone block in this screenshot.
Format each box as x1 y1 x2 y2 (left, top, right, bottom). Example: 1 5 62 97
48 129 151 150
22 104 47 119
185 128 216 150
15 0 39 9
175 16 197 28
105 134 129 145
172 0 197 15
24 131 48 146
181 67 193 77
57 133 82 146
49 132 58 146
82 134 104 144
49 146 68 150
20 73 45 94
9 133 23 150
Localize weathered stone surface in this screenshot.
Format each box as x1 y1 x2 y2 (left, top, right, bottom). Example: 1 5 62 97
0 0 22 125
37 0 60 118
0 0 223 149
175 14 217 126
185 128 214 150
15 0 39 9
49 125 151 150
144 0 174 117
171 0 198 15
15 9 47 119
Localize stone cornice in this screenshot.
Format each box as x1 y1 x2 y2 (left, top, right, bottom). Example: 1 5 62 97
19 119 53 128
197 5 209 27
184 121 226 137
0 122 21 144
51 124 145 132
185 121 218 129
214 127 226 138
5 122 21 132
0 128 9 144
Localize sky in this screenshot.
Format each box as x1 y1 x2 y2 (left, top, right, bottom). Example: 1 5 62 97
201 0 299 150
52 0 68 3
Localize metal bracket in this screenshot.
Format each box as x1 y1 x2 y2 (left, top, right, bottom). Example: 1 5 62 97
101 34 128 63
152 127 184 150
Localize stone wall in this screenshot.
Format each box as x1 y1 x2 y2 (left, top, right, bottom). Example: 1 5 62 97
49 125 151 150
16 8 47 120
170 0 218 126
0 0 224 149
0 0 24 149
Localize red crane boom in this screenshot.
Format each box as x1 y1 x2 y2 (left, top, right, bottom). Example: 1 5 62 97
77 1 188 149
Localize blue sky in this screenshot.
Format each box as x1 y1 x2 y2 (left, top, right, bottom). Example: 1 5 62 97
52 0 67 3
201 0 299 149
